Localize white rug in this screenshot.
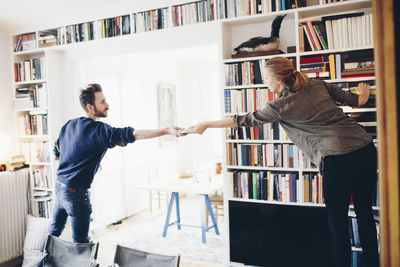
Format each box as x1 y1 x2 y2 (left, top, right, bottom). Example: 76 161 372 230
95 196 226 267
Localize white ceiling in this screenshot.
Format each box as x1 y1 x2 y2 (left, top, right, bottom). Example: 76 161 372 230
0 0 176 34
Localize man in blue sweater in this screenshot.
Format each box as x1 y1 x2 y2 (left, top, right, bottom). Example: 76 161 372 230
49 83 183 243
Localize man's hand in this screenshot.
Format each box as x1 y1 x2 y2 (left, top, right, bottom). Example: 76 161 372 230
356 82 370 107
167 126 187 137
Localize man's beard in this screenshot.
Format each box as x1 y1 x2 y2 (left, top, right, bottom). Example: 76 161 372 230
94 107 107 117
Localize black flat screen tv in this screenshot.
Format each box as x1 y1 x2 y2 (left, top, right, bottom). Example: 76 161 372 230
229 200 335 267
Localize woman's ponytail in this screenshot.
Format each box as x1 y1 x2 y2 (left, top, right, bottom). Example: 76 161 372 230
265 57 308 92
292 70 308 92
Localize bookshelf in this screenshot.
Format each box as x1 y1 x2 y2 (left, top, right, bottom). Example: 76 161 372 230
12 37 67 218
12 48 53 218
9 0 378 265
219 0 378 265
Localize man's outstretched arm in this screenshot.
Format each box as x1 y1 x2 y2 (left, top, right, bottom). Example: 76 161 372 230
133 126 184 140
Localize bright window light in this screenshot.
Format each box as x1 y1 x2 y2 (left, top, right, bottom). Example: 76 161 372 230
0 135 10 163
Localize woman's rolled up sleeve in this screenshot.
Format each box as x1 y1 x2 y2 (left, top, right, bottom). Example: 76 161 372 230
233 103 281 127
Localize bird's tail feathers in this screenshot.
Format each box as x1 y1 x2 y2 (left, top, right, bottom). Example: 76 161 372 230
233 47 242 54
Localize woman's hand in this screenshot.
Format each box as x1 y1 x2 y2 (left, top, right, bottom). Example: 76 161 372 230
356 82 370 107
186 122 208 135
186 118 237 135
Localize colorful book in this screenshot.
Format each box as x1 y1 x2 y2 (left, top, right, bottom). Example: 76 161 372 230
335 54 341 79
329 54 336 80
314 25 328 50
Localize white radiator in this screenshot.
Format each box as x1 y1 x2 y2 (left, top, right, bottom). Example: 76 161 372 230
0 168 29 264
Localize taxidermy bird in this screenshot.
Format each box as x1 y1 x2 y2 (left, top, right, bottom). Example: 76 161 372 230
233 14 287 55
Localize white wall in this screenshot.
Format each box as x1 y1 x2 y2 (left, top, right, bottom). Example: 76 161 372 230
0 31 16 162
67 44 222 229
176 60 224 171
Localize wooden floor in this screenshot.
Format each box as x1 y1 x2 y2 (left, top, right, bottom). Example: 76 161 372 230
94 201 216 267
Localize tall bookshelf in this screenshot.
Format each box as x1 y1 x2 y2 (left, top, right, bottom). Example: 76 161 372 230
9 0 378 264
12 45 53 218
12 32 67 219
219 0 378 265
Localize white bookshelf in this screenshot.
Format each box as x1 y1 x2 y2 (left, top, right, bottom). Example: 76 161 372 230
218 0 377 265
13 49 51 217
224 84 269 89
325 77 375 83
14 79 47 86
226 165 314 172
223 52 297 63
12 42 68 219
340 107 376 113
299 45 373 56
230 197 325 207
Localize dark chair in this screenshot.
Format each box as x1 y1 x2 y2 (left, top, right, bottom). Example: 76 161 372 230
111 245 180 267
25 235 99 267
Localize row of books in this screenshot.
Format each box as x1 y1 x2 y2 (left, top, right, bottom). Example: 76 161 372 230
32 167 51 189
38 30 57 48
133 8 168 33
100 15 131 38
31 195 52 218
271 0 342 12
227 143 305 168
172 0 215 26
226 122 288 141
300 51 374 79
17 113 48 136
300 21 327 52
57 22 95 45
14 2 368 52
230 171 323 204
224 88 278 113
325 12 373 50
14 57 46 82
14 33 36 52
300 13 373 52
225 60 265 86
20 141 51 163
230 170 378 206
215 0 263 19
14 84 47 110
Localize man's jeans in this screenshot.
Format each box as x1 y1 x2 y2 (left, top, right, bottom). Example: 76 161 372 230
49 181 92 243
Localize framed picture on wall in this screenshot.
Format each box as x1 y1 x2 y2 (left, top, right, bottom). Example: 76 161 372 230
158 83 177 146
